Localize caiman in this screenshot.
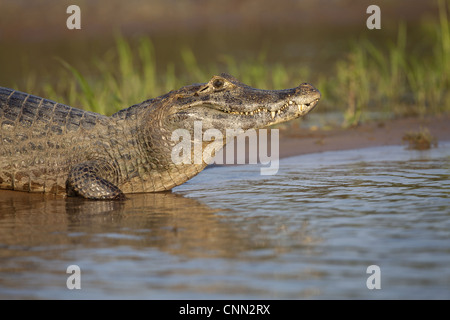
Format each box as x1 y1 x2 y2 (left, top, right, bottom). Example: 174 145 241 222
0 74 320 199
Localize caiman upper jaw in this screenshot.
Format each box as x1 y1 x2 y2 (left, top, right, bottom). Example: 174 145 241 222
222 83 321 121
170 77 321 128
225 97 320 119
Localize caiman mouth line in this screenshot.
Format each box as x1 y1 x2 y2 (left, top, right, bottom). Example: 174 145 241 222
223 98 320 119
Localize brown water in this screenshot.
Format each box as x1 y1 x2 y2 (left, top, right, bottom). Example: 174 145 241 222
0 143 449 299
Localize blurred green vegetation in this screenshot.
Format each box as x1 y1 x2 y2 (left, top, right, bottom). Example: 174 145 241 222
19 0 449 127
324 0 449 126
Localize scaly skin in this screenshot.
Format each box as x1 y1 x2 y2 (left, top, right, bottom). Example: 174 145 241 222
0 74 320 199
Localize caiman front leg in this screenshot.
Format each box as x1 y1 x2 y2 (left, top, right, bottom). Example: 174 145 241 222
66 160 125 200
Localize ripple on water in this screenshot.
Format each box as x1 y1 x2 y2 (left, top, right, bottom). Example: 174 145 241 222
0 143 449 299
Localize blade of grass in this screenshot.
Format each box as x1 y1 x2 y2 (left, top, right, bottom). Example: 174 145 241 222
56 58 101 113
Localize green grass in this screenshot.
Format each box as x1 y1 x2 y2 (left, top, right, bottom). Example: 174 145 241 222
21 0 449 127
328 0 450 126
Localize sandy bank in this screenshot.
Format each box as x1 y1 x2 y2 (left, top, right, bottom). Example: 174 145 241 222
278 114 450 159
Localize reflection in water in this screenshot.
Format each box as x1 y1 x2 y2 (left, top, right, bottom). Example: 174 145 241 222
0 190 319 299
0 191 292 258
0 143 449 299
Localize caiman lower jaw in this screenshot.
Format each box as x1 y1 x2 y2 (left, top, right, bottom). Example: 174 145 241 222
224 98 320 119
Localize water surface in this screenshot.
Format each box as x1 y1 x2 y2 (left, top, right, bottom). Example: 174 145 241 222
0 143 449 299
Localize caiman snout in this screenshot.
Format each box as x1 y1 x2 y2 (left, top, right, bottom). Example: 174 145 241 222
289 83 321 114
297 83 321 102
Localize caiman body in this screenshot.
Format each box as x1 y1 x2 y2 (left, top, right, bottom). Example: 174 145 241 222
0 74 320 199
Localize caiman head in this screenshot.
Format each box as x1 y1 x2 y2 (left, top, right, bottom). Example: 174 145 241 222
159 73 321 133
139 73 320 171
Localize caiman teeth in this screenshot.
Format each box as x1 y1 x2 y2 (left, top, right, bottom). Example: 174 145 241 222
225 99 317 117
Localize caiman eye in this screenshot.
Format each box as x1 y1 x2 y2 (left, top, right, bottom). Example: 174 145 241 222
213 78 224 90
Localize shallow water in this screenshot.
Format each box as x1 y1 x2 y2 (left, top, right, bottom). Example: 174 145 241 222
0 143 449 299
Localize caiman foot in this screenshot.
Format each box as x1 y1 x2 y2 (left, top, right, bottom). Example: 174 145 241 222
66 161 125 200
